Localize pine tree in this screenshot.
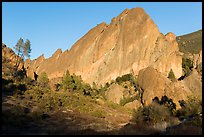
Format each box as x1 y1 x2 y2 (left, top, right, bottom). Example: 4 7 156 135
23 39 31 58
14 38 24 70
14 38 32 70
38 72 49 87
168 69 177 82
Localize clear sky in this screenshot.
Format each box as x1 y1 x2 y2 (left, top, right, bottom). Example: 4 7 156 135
2 2 202 60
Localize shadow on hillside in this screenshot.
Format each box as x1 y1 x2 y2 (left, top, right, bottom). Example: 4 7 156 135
2 104 160 135
2 78 27 101
2 105 202 135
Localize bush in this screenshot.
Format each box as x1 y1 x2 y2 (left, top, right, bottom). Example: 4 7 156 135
132 102 172 125
61 70 88 93
120 96 136 106
182 58 193 77
38 72 49 87
24 86 50 102
116 74 135 85
182 58 193 69
176 95 202 121
152 96 177 116
168 69 177 82
91 110 106 118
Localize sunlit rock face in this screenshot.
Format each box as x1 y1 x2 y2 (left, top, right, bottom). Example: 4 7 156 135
25 7 183 85
137 67 192 108
2 43 24 70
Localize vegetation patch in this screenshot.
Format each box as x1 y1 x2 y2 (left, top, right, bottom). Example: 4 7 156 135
120 96 137 106
167 69 177 82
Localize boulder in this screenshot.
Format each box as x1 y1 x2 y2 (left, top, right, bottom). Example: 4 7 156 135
105 84 126 104
183 69 202 100
124 100 142 110
137 67 192 108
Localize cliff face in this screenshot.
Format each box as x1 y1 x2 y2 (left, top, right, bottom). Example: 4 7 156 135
2 43 24 70
25 7 183 85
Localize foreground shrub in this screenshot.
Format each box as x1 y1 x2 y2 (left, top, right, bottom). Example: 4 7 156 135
91 110 106 118
176 95 202 122
132 102 172 125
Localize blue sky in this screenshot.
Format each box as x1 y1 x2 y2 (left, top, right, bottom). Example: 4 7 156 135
2 2 202 60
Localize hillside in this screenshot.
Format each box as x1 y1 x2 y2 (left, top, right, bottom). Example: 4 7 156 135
177 30 202 54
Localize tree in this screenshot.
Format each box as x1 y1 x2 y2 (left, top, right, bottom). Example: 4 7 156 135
14 38 24 57
14 38 24 70
14 38 32 70
182 58 193 77
168 69 177 82
23 39 31 58
38 72 49 87
61 70 72 91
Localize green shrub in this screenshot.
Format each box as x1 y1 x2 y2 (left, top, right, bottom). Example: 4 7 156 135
168 69 177 82
182 58 193 77
182 58 193 69
116 74 133 84
91 110 106 118
120 96 136 106
38 72 49 87
177 95 202 121
107 101 120 109
61 70 93 95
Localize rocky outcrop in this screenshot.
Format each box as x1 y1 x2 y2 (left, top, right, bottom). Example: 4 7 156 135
105 84 126 104
25 7 183 85
124 100 142 110
24 54 45 79
137 67 193 108
2 43 24 70
182 50 202 69
183 68 202 100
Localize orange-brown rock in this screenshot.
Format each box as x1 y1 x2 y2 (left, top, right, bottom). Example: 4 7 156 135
183 68 202 99
25 7 183 85
2 43 24 70
124 100 142 110
137 67 192 108
24 54 45 79
105 84 126 104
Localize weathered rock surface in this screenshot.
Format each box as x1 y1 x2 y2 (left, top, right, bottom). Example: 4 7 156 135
105 84 126 104
137 67 193 108
183 68 202 100
183 50 202 69
124 100 142 110
2 43 24 70
25 7 183 85
24 54 45 79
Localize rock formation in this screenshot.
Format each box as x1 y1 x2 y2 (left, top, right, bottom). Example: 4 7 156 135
137 66 201 108
25 7 183 85
105 84 126 104
2 43 24 70
105 83 137 105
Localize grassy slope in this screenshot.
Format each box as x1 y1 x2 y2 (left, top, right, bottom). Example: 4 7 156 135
176 29 202 54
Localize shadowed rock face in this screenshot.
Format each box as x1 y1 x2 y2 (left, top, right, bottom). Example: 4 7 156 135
25 7 183 85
